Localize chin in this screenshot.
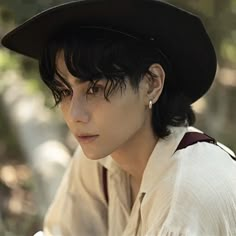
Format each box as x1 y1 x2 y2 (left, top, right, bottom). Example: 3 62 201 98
81 149 108 160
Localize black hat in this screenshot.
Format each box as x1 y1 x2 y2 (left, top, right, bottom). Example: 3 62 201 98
1 0 217 103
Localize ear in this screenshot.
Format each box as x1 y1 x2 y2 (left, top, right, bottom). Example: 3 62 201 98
144 63 165 105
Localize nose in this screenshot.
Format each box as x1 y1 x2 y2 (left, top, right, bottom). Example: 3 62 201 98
69 93 90 123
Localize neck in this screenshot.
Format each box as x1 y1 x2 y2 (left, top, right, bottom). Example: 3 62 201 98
111 120 158 187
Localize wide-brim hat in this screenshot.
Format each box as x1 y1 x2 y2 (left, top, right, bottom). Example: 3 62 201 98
1 0 217 103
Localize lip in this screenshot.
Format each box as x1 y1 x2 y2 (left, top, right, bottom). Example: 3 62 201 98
76 134 99 144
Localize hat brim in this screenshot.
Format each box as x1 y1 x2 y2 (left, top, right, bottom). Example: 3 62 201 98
1 0 217 103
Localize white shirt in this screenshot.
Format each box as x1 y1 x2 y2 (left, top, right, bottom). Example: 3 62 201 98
43 126 236 236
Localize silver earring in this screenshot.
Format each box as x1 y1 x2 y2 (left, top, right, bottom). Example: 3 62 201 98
149 100 153 109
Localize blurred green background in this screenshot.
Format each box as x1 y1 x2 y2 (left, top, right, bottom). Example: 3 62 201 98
0 0 235 235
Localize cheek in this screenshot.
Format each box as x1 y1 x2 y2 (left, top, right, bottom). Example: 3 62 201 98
99 95 147 145
59 101 75 130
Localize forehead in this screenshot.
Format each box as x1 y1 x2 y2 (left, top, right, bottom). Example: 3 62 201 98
55 50 66 71
55 50 78 80
54 50 78 84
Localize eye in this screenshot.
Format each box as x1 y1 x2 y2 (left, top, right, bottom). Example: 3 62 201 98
87 85 103 95
60 88 73 97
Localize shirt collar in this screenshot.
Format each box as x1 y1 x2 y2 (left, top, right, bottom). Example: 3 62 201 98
98 153 120 175
140 126 187 193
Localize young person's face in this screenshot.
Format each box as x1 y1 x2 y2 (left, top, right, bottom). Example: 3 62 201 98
55 50 153 160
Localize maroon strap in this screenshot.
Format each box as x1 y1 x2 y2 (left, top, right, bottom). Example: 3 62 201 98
102 167 109 203
176 132 216 151
176 132 236 161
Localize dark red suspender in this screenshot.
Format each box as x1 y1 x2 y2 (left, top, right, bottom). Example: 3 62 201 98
176 132 235 161
102 132 235 203
176 132 216 151
102 165 109 203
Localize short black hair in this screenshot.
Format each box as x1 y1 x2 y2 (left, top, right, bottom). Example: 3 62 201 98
39 28 195 138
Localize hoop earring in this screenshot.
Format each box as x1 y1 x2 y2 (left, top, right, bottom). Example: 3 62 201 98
149 100 153 109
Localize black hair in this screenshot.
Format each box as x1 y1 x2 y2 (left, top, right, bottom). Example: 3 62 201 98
39 28 195 138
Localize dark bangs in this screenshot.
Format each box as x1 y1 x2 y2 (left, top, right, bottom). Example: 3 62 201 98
39 29 126 105
39 28 170 105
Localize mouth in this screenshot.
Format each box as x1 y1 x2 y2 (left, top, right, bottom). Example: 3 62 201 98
76 134 99 144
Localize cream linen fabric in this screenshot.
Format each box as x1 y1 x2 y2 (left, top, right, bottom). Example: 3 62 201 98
43 126 236 236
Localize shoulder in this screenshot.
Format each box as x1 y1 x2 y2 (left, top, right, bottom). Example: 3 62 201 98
173 141 236 184
44 147 108 235
172 141 236 198
165 142 236 234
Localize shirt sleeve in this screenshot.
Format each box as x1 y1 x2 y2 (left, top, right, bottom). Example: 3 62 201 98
153 142 236 236
43 146 108 236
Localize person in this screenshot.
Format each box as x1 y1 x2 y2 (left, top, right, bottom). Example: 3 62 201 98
2 0 236 235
